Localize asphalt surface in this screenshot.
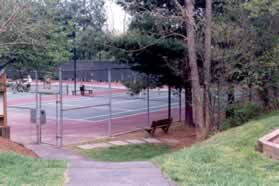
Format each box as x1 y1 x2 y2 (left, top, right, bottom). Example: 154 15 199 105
28 144 174 186
8 87 183 123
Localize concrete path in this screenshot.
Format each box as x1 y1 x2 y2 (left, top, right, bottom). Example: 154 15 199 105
28 144 174 186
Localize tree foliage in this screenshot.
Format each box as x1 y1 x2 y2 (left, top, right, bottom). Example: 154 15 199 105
1 0 108 72
112 31 186 87
0 0 71 72
244 0 279 17
61 0 107 60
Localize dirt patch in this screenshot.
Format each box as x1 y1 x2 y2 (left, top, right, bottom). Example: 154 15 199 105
68 123 199 152
0 137 37 158
115 123 198 150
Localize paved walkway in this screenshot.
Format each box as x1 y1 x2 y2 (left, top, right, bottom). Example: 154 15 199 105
28 144 174 186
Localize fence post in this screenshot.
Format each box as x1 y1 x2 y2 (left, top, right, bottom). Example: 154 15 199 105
179 88 182 122
59 68 63 147
35 71 40 144
168 86 171 120
108 69 112 137
147 75 150 126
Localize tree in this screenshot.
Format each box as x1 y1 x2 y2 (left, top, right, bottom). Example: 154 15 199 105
116 0 210 131
112 31 186 88
61 0 107 60
208 0 279 126
115 0 279 134
204 0 213 133
0 0 71 73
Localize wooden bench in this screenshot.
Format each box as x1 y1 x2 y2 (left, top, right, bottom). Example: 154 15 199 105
72 86 94 96
145 118 173 136
83 89 93 95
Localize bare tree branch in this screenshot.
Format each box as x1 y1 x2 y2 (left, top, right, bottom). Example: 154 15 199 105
107 33 187 53
172 0 186 17
0 2 28 34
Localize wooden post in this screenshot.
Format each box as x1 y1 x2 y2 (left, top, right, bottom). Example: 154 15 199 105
0 70 10 139
3 73 7 127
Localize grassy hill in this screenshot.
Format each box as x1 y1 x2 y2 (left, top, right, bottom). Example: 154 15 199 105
155 112 279 186
0 137 66 185
0 153 66 185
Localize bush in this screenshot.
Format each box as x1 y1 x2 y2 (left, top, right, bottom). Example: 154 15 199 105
222 102 261 130
122 81 147 95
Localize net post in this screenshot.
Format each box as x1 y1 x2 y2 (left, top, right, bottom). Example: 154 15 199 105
66 84 69 95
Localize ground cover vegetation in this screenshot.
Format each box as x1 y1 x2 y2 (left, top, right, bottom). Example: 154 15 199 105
0 153 66 186
0 137 66 186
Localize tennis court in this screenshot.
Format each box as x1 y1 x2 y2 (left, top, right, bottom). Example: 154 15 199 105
8 82 185 145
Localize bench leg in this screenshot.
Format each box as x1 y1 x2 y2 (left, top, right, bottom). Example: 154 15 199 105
145 128 156 136
162 127 169 134
151 128 156 136
145 129 152 134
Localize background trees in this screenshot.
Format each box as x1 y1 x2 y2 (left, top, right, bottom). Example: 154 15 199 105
61 0 108 60
114 0 279 133
1 0 109 73
0 0 71 72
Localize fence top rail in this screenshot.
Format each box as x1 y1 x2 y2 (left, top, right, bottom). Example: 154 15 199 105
38 91 60 95
8 106 34 110
27 91 61 95
61 67 132 72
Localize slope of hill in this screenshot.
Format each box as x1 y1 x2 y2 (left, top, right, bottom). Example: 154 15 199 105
0 138 66 185
155 112 279 186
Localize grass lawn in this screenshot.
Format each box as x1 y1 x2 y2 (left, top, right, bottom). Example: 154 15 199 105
81 144 170 162
0 153 66 186
155 112 279 186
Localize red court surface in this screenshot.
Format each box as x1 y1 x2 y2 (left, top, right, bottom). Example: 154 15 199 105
8 92 185 145
9 107 184 145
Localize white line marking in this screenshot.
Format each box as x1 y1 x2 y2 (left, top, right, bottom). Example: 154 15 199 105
113 107 136 111
81 103 179 120
47 105 182 124
11 94 179 108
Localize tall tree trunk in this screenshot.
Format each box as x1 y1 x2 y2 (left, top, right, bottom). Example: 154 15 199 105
184 0 204 129
216 80 221 130
203 0 213 137
185 82 194 126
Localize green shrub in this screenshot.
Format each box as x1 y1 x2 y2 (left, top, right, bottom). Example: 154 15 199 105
122 81 147 95
222 102 261 130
